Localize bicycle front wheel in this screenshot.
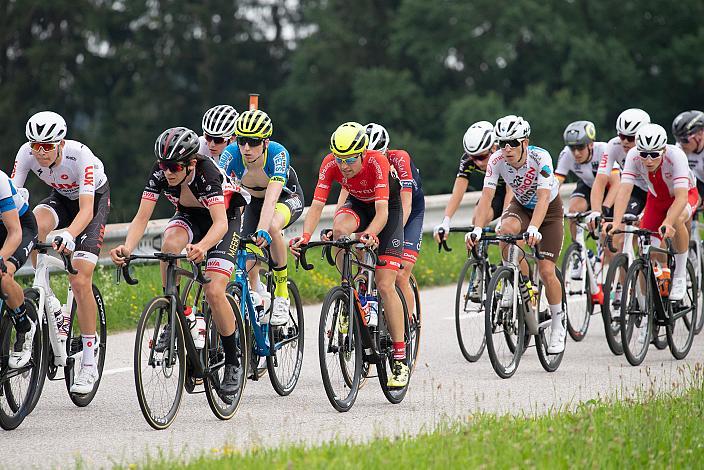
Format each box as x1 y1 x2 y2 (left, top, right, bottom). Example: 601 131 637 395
377 286 411 404
667 259 697 359
455 259 486 362
688 240 704 334
267 280 304 396
134 297 185 430
485 266 524 379
408 274 422 372
319 287 361 412
602 254 627 355
561 243 591 342
620 260 652 366
536 268 566 372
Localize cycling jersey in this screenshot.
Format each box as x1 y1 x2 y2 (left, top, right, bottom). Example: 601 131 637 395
314 150 398 204
484 146 559 209
141 158 249 217
12 140 108 200
622 145 695 198
386 149 424 262
555 142 611 188
219 140 290 191
0 170 28 219
457 153 506 189
678 143 704 183
598 136 648 191
387 150 423 198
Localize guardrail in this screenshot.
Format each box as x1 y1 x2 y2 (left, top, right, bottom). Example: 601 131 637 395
19 183 576 275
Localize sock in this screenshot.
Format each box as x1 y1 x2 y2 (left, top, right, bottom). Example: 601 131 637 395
393 341 406 361
221 332 240 367
549 303 563 325
12 303 31 334
674 252 688 280
82 335 96 368
273 265 289 299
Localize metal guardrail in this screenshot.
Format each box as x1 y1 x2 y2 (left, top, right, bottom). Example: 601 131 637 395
18 184 576 275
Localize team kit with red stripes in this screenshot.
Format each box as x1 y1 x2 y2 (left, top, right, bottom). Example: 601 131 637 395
2 104 703 428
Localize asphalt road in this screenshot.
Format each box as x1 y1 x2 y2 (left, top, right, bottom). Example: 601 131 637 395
3 284 703 468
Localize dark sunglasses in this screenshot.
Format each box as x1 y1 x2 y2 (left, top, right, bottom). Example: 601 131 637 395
237 136 264 147
639 151 662 160
470 152 491 162
498 139 522 148
618 133 635 142
158 161 186 172
568 144 587 151
204 134 227 144
30 142 59 152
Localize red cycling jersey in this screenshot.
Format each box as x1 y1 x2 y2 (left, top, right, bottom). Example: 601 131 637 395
313 150 391 203
386 149 414 193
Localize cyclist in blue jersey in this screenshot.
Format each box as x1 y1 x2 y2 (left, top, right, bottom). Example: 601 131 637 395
219 110 305 326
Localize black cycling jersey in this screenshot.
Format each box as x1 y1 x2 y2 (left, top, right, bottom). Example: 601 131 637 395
456 153 505 190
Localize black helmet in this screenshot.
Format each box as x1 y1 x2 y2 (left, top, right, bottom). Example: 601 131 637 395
672 110 704 141
154 127 200 162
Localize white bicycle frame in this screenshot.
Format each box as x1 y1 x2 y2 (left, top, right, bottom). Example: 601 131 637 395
505 245 550 335
572 223 603 295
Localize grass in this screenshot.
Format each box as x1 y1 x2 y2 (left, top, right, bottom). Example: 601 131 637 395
120 365 704 469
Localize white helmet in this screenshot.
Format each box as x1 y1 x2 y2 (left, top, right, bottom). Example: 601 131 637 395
365 122 389 153
616 108 650 136
25 111 67 143
636 123 668 152
463 121 495 156
202 104 238 138
494 115 531 140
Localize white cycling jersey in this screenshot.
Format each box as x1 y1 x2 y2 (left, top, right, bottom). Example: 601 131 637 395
0 170 29 221
598 136 648 191
555 141 613 188
484 145 559 209
12 140 107 200
622 144 694 197
678 142 704 183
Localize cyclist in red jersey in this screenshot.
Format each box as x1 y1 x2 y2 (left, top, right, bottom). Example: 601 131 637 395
290 122 409 388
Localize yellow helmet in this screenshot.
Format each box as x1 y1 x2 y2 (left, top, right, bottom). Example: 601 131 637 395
330 122 368 156
235 109 273 138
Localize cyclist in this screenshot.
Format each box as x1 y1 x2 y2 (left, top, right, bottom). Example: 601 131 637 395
466 115 566 354
289 122 409 388
672 110 704 205
219 110 305 326
608 123 697 301
590 108 651 230
0 170 38 369
12 111 110 394
433 121 513 240
199 104 238 160
110 127 250 393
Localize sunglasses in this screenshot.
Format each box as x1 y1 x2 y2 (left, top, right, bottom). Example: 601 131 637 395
470 152 491 162
618 133 635 142
568 144 587 151
204 134 227 144
639 151 662 160
498 139 523 148
30 142 59 152
334 153 362 165
158 161 186 172
236 136 264 147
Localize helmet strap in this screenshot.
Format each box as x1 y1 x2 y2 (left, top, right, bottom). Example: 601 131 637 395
48 144 63 169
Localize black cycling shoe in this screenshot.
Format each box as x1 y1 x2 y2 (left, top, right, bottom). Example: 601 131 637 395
154 323 172 353
219 363 242 395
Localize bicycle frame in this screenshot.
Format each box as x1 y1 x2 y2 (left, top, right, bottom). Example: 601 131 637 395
503 241 551 336
234 246 273 357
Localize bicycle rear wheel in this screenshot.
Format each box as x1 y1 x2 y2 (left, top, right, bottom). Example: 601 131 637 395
485 266 524 379
602 254 627 355
204 293 247 420
319 287 361 412
64 285 107 407
620 260 652 366
267 280 304 396
561 243 591 342
408 274 422 372
666 260 697 359
536 268 566 372
22 288 49 415
377 286 411 404
134 297 185 430
455 259 486 362
688 240 704 334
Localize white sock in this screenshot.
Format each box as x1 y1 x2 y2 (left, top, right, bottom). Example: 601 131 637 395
549 303 563 325
674 252 688 280
82 335 96 369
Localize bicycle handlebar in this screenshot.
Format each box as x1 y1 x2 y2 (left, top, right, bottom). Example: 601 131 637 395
436 226 495 253
116 253 209 286
297 237 384 271
34 241 78 275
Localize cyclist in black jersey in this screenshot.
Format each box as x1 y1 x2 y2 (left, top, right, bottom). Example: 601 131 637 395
111 127 249 394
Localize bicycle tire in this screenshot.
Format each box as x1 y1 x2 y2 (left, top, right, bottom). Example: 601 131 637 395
688 240 704 334
561 243 591 342
536 267 566 372
620 259 651 366
64 285 107 407
23 288 49 415
377 286 411 404
319 287 361 412
485 266 524 379
134 296 186 430
602 254 627 355
204 293 248 420
267 280 304 396
455 259 486 362
408 274 422 372
666 259 697 359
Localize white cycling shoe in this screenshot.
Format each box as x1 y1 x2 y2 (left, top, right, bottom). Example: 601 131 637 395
270 297 290 326
71 365 99 395
8 320 36 369
669 277 687 301
547 313 566 354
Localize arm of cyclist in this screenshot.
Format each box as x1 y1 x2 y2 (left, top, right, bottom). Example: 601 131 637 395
110 198 157 265
526 188 550 246
607 182 634 236
290 199 325 256
434 177 469 243
359 199 389 248
0 209 22 262
186 202 228 263
466 186 496 248
602 171 621 211
661 186 688 239
401 190 412 226
55 193 94 254
254 179 284 247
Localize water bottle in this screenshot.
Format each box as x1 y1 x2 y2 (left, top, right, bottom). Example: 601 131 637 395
260 290 272 318
47 295 69 340
365 294 378 328
185 306 205 349
251 291 268 324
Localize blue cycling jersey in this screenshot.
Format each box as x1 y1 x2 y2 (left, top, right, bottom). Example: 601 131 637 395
219 140 290 186
0 170 28 220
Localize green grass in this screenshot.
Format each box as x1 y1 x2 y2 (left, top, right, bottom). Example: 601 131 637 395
120 366 704 469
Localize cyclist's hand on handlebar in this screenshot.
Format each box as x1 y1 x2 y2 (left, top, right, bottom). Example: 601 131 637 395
464 226 482 249
110 245 131 266
185 243 206 263
605 222 619 237
289 232 311 257
433 216 450 243
586 211 601 232
359 232 379 249
53 231 75 254
320 228 333 242
525 225 542 247
660 223 676 240
254 229 272 247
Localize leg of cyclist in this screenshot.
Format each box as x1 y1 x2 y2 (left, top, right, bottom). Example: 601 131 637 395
31 205 57 267
669 190 698 301
396 202 423 318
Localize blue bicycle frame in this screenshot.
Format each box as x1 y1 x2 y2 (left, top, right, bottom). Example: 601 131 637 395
234 246 273 356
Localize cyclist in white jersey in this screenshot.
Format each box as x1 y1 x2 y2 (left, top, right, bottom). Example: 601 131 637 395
609 124 698 301
672 110 704 205
466 115 567 353
11 111 110 393
590 108 651 230
198 104 238 160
